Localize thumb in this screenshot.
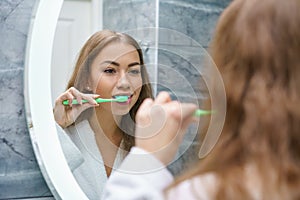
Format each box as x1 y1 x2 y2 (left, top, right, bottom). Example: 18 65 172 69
180 103 197 120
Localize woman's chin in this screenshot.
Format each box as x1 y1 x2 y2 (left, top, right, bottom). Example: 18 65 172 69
111 98 138 115
111 106 131 116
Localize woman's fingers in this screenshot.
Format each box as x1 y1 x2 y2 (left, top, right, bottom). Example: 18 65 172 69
55 87 79 106
68 87 84 105
135 91 198 165
136 98 154 126
56 87 100 106
179 103 198 120
53 87 101 128
154 91 171 104
67 87 82 105
81 94 99 105
68 87 100 105
139 98 154 110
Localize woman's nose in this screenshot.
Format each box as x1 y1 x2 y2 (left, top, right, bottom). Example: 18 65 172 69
116 73 130 90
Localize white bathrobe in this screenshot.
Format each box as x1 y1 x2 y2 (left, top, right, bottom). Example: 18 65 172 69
58 120 127 200
102 147 262 200
102 147 216 200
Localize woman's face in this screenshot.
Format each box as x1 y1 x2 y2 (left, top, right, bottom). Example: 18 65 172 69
90 42 143 115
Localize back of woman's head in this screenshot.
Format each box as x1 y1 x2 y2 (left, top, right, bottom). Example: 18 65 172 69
169 0 300 199
205 0 300 198
212 0 300 160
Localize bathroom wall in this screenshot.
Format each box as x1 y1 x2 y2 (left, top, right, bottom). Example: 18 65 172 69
0 0 229 199
157 0 230 175
0 0 52 199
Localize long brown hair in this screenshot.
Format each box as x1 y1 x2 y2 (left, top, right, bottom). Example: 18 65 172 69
171 0 300 199
67 30 153 151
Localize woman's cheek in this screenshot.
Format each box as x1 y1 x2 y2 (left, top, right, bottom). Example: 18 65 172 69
132 76 143 91
95 76 117 96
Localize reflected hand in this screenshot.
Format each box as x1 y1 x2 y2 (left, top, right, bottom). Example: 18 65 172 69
53 87 99 128
135 91 197 165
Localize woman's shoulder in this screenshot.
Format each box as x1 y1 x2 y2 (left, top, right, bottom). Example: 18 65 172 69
65 119 90 133
55 122 85 171
167 164 263 200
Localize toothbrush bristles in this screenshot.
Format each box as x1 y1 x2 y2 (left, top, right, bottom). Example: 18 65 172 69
115 96 129 102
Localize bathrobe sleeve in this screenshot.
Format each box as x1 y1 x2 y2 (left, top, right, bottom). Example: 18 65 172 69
56 123 84 171
102 147 174 200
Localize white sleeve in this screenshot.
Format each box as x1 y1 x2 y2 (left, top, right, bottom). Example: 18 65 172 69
102 147 174 200
55 123 84 171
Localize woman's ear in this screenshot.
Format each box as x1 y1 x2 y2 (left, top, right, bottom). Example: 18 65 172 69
85 79 93 93
85 85 92 92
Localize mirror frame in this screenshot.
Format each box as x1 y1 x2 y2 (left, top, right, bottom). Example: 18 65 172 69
25 0 88 199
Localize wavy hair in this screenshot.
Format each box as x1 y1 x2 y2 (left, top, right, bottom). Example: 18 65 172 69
171 0 300 199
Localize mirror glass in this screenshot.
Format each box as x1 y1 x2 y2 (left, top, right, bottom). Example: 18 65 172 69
25 0 226 199
51 0 102 105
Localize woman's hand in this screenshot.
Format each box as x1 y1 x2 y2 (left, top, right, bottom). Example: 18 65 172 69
135 91 197 165
53 87 99 128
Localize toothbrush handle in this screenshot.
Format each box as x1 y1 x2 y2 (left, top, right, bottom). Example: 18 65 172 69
194 109 214 117
62 99 88 105
95 98 117 103
62 98 118 105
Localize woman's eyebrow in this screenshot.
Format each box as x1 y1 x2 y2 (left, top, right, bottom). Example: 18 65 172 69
100 60 140 67
101 60 120 66
128 62 141 67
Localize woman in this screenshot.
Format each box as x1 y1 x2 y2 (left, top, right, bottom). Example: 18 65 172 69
103 0 300 199
53 29 153 199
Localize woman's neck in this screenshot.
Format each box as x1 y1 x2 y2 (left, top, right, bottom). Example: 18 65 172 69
89 108 123 145
88 108 123 177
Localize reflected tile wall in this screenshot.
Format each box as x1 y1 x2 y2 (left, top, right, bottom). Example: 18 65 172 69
103 0 157 31
158 0 230 99
103 0 158 89
159 0 230 47
158 0 230 174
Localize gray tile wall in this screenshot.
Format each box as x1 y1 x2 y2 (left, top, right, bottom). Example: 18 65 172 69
1 0 230 198
0 0 52 199
157 0 230 174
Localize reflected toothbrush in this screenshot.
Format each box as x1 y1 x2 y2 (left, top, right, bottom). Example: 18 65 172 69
62 96 129 106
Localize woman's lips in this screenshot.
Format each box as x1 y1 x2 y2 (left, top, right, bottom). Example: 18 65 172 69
113 94 133 105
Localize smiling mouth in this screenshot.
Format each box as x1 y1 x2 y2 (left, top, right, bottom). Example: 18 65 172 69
112 94 133 104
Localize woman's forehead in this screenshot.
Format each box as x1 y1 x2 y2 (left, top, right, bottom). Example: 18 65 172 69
96 42 139 61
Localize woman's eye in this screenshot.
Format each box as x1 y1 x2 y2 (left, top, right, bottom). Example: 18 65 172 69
103 68 116 74
128 69 141 75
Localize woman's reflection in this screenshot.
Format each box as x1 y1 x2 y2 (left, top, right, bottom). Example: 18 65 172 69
53 29 153 199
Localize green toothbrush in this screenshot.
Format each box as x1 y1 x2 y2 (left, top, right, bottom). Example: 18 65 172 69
194 109 214 117
62 96 129 106
63 96 214 116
